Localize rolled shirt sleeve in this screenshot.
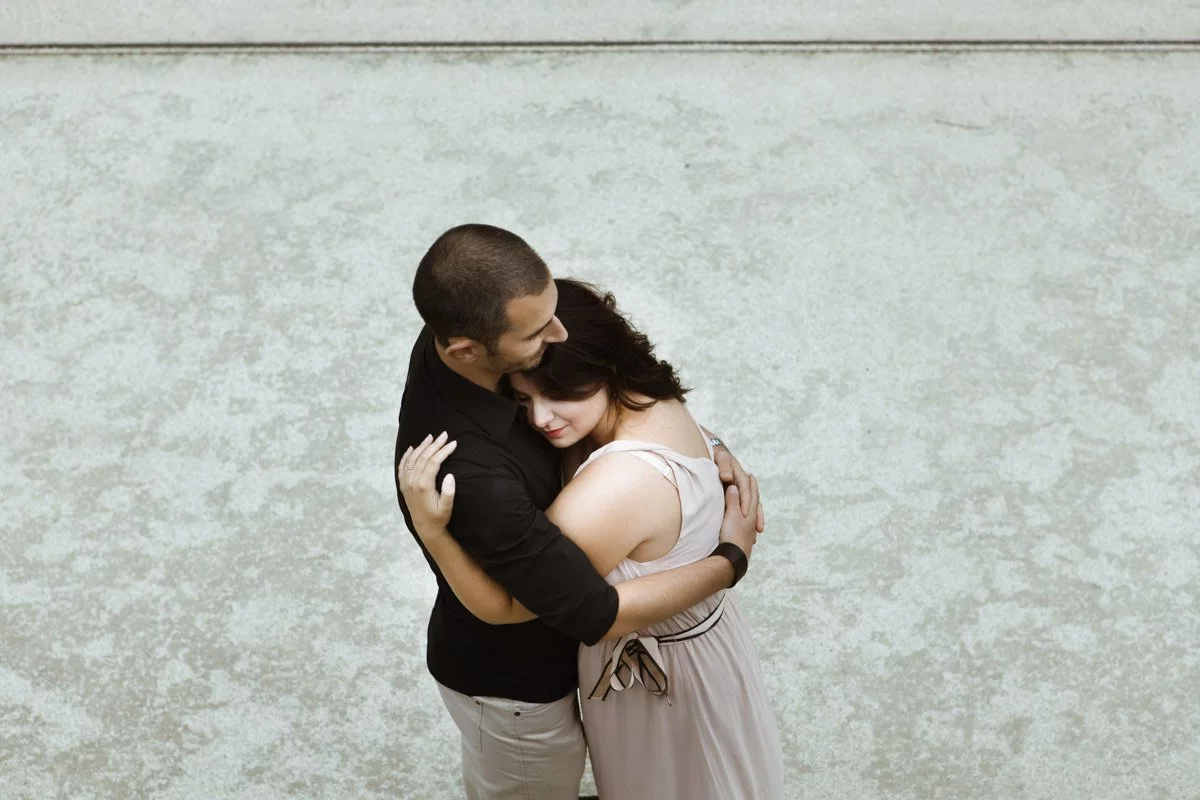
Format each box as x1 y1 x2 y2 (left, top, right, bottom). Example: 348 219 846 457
446 467 619 647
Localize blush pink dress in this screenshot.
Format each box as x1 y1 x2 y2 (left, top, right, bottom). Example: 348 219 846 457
575 433 785 799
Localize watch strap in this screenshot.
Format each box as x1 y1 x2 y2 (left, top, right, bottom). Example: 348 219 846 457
710 542 748 587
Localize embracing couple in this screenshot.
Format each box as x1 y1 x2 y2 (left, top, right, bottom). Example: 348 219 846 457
394 224 784 799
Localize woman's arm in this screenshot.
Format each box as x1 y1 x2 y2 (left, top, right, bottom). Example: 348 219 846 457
398 435 534 624
543 453 675 577
419 525 536 624
398 438 662 624
399 435 762 636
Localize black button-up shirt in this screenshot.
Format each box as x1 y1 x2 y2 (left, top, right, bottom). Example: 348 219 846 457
394 326 620 702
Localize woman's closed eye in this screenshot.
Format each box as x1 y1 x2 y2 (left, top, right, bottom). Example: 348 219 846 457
513 392 530 405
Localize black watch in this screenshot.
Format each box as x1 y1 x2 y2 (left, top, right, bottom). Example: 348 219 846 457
710 542 748 588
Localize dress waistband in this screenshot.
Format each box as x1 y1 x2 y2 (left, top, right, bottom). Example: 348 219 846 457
586 593 727 703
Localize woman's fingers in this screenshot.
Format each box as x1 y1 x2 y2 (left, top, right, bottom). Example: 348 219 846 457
397 446 415 485
398 436 430 476
408 434 435 469
399 435 435 487
426 439 458 473
416 439 458 486
399 433 438 483
439 473 456 514
400 435 457 498
397 435 458 525
411 432 449 477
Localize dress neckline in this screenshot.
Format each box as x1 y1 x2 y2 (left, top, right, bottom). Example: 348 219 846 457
576 408 716 473
585 438 715 464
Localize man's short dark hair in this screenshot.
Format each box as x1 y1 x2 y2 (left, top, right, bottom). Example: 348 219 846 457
412 224 552 349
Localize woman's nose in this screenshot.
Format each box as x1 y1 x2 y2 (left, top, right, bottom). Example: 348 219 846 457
530 402 553 427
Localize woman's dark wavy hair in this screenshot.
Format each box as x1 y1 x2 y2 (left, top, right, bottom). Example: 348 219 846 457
522 278 689 412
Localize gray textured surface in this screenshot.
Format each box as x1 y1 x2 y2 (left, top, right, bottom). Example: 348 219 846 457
3 52 1200 799
3 1 1200 43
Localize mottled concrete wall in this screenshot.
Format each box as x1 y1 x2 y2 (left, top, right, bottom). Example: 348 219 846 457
3 41 1199 800
4 1 1200 43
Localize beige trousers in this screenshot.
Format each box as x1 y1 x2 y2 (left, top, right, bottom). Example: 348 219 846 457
436 683 586 800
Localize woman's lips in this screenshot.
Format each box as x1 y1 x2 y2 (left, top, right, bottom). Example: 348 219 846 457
544 426 567 439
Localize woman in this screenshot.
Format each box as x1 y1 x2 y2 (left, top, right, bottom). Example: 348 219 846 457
399 279 784 799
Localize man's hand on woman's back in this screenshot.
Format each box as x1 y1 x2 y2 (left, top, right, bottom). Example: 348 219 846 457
713 443 766 533
718 475 761 563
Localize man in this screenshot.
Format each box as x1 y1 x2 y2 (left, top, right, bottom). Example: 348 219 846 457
394 224 762 799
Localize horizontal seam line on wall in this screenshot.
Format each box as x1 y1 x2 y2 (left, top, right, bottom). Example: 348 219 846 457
2 39 1200 55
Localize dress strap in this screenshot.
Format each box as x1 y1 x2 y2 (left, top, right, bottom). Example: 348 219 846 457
622 450 676 486
575 439 681 482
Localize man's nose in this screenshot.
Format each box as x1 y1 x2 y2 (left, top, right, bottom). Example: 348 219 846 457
545 316 568 343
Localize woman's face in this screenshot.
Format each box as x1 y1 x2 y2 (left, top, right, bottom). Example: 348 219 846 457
509 373 610 449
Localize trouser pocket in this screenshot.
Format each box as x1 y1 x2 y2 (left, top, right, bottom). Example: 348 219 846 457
437 682 484 753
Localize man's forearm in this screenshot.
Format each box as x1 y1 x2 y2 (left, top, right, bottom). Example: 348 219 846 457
601 556 734 640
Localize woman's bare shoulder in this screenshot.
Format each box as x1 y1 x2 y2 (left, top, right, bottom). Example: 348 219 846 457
549 450 684 564
620 400 710 460
559 450 680 517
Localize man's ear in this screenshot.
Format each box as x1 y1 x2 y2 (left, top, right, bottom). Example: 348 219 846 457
444 337 482 364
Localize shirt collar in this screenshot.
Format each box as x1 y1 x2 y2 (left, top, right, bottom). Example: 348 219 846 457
421 326 521 441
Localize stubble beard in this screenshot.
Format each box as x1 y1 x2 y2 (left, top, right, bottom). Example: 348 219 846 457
495 349 545 375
